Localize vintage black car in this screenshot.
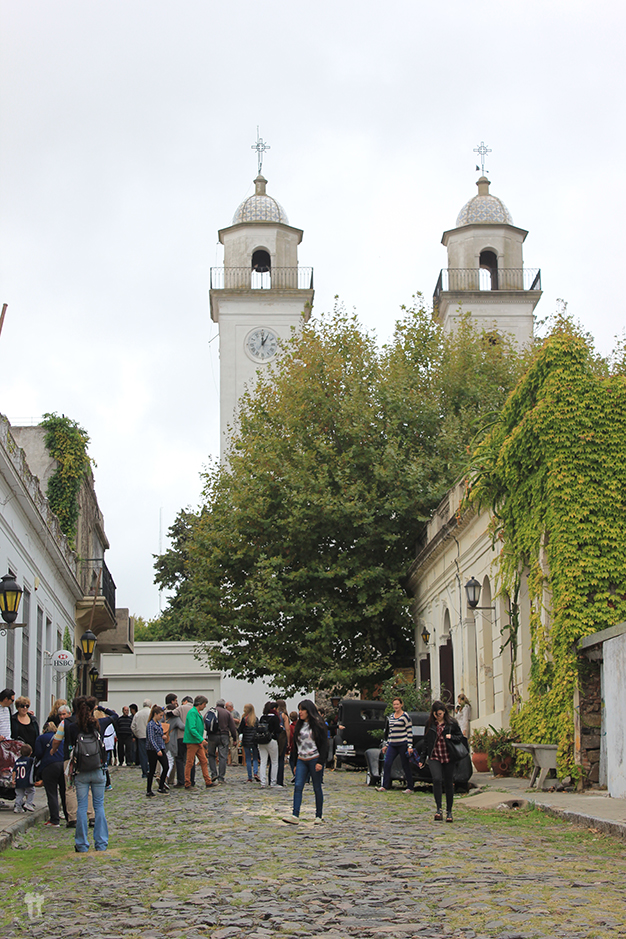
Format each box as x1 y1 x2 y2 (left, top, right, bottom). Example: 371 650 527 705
334 699 388 767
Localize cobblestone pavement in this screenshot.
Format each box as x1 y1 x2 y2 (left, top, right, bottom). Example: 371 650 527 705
4 763 626 939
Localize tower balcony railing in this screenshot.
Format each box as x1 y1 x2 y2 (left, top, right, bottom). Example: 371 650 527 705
79 558 117 618
210 267 314 290
433 268 541 303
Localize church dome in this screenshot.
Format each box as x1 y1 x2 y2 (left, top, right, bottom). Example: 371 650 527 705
232 175 288 225
456 177 513 226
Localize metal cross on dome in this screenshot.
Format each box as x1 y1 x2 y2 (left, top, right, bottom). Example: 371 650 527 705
251 127 270 175
473 140 492 175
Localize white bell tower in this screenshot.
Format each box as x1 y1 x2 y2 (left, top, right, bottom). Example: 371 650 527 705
433 176 541 345
209 169 314 460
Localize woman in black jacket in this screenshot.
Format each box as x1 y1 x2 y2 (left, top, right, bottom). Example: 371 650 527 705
418 700 464 822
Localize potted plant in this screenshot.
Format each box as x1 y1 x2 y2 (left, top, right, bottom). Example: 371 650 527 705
469 727 492 773
485 726 519 776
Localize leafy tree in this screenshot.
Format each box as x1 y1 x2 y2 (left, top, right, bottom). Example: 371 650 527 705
167 300 524 695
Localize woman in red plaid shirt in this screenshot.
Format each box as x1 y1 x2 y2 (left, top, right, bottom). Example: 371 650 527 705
417 700 464 822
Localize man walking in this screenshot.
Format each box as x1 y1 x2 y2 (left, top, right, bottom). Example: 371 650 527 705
206 699 238 784
183 696 213 789
225 701 240 767
115 706 134 766
131 698 152 778
0 688 15 740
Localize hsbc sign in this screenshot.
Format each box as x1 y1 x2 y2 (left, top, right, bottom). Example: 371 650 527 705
50 650 75 671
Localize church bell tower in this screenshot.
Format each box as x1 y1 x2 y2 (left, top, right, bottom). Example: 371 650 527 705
209 147 314 460
433 175 542 345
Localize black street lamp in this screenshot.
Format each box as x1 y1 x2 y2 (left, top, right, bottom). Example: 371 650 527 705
89 666 99 684
421 626 431 645
0 572 23 624
465 577 481 609
80 629 97 661
464 577 496 612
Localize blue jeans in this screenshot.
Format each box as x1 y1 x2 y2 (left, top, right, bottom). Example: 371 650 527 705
243 745 259 780
74 768 108 852
382 743 413 790
293 758 323 819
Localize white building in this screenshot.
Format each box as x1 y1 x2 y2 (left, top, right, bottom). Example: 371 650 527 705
0 416 81 717
433 176 542 346
100 641 304 715
209 173 314 460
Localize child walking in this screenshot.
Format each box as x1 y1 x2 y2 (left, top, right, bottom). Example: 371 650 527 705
13 743 36 813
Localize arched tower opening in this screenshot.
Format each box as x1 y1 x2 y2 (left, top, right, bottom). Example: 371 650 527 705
479 250 498 290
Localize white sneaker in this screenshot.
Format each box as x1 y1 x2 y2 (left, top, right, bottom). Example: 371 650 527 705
23 804 35 812
271 784 284 789
13 805 23 813
282 815 300 825
314 817 325 825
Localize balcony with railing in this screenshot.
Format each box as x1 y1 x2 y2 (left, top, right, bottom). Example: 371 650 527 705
433 268 541 304
210 267 314 290
75 558 117 634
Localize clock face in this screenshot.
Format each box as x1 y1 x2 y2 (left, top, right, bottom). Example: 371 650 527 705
246 327 279 362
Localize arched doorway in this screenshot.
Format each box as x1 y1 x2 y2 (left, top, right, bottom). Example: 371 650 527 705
439 609 454 705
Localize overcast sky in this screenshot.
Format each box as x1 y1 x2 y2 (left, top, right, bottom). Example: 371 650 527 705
1 1 624 619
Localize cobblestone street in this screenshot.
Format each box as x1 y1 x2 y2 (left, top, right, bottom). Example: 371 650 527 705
3 764 626 939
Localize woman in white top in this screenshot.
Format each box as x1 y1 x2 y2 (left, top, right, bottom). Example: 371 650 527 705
282 699 328 826
455 694 471 738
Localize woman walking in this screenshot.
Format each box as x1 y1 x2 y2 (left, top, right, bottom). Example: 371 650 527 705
11 697 39 750
275 699 290 788
146 705 170 797
455 694 471 739
257 702 282 788
417 700 464 823
282 699 328 826
67 696 108 852
238 704 260 782
376 696 414 793
34 721 67 827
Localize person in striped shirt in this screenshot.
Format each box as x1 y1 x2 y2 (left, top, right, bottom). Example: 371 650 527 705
376 697 414 793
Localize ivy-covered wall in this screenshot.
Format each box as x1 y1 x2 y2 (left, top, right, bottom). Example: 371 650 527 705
40 413 93 548
469 321 626 777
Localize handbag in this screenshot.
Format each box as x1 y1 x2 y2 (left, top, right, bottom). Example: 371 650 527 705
447 738 469 762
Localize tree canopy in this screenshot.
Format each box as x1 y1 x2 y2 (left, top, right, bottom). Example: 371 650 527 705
156 300 525 694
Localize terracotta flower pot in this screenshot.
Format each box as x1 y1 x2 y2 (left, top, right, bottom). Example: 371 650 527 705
491 755 513 776
471 751 489 773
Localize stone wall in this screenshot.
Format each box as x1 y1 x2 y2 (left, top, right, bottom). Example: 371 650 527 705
577 664 602 786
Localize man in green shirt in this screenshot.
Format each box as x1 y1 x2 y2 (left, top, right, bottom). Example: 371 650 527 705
183 695 213 789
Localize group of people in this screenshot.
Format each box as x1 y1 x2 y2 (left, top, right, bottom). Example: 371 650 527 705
375 694 470 821
0 684 473 846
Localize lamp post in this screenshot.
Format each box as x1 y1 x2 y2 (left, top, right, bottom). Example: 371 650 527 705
79 628 97 694
0 572 24 637
421 626 430 645
464 577 496 612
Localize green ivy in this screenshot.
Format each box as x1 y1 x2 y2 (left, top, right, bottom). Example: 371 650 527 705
41 413 93 547
469 318 626 777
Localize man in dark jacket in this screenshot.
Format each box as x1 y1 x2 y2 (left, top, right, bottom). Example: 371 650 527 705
114 706 134 766
206 699 238 784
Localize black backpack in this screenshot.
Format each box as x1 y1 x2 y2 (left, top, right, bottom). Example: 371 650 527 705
253 716 272 746
73 728 106 773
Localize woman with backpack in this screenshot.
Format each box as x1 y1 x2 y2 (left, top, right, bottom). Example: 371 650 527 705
238 704 260 783
66 696 108 852
417 700 465 823
146 705 170 797
282 699 328 826
256 702 282 788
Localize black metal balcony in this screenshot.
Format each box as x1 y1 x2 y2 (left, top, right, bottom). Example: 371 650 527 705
433 268 541 304
80 558 116 618
210 267 314 290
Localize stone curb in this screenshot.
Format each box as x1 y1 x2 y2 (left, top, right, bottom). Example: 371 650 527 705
0 805 49 852
533 802 626 842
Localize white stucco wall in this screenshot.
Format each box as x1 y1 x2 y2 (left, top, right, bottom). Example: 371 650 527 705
603 631 626 798
0 419 82 721
99 641 305 716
